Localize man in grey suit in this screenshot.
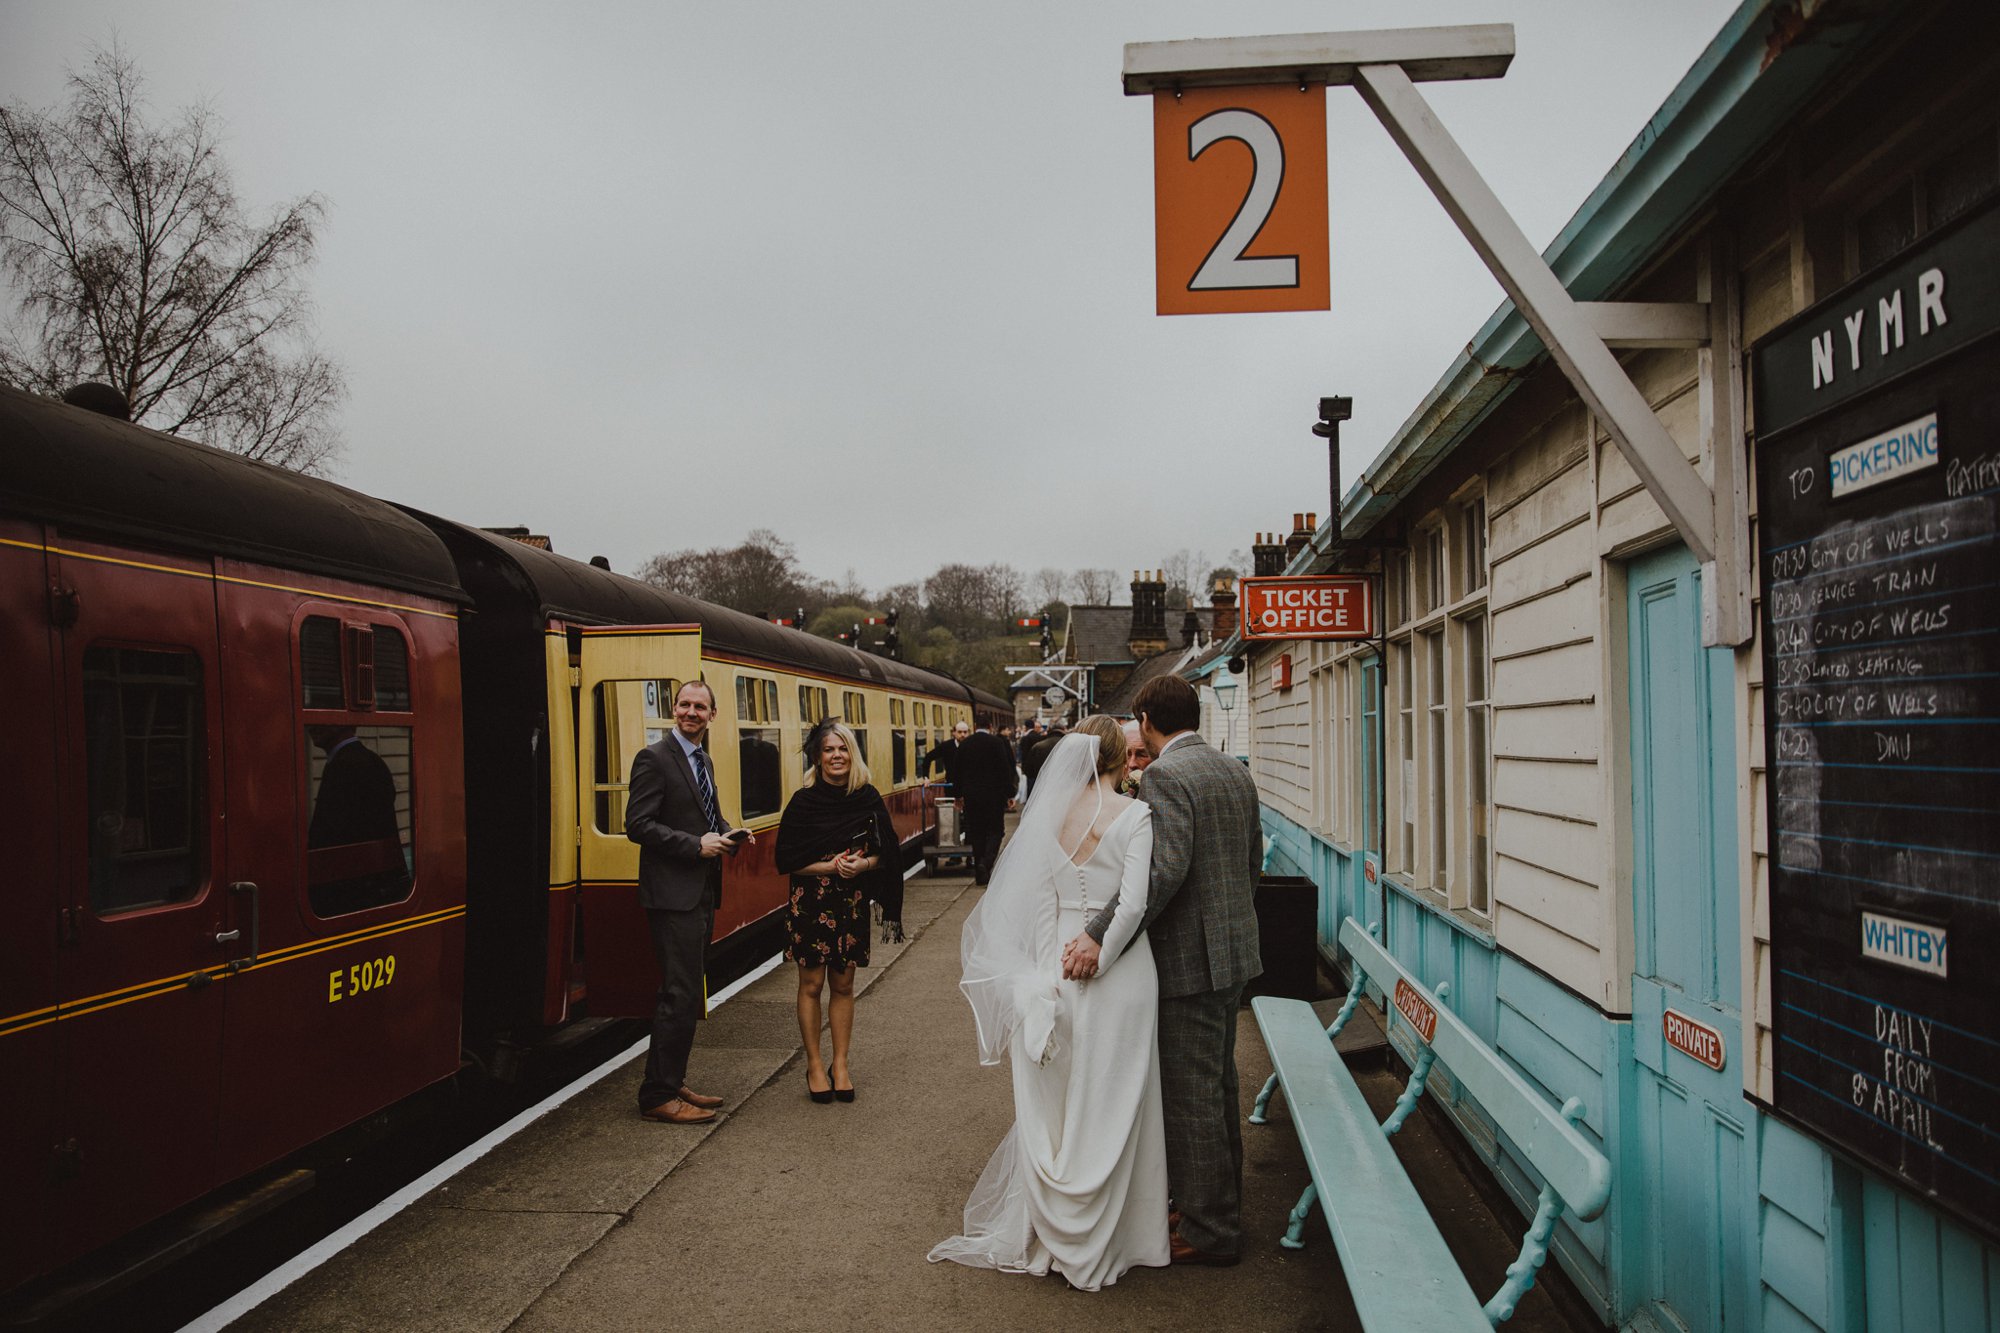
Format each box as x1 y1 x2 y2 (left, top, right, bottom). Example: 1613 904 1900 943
625 679 743 1125
1065 675 1262 1265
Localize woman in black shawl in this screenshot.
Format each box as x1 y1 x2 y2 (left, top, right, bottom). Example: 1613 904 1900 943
775 720 897 1103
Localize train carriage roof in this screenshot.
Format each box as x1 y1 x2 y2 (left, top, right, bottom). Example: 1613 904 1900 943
0 385 463 604
413 513 1006 709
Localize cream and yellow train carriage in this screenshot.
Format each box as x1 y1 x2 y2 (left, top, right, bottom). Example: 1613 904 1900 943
419 518 1003 1039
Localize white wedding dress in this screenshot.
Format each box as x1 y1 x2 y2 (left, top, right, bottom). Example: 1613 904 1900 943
929 769 1170 1291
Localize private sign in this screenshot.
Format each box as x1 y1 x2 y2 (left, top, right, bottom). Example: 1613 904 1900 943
1238 575 1376 641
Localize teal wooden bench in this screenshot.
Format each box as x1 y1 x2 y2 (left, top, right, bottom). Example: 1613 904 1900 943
1248 918 1611 1330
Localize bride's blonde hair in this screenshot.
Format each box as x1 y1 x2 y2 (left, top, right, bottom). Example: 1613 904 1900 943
1073 714 1128 777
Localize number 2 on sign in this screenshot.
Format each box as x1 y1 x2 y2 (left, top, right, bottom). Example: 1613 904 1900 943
328 954 397 1003
1152 85 1329 316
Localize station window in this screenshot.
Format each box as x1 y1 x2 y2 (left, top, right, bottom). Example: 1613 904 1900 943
82 646 207 914
1458 496 1488 598
736 675 783 820
1460 613 1491 914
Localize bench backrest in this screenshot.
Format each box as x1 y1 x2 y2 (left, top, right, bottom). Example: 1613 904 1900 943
1339 917 1612 1222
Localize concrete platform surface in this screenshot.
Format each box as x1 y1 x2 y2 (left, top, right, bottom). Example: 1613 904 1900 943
226 866 1600 1333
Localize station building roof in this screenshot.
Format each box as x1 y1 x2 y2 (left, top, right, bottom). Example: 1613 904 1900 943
1278 0 1907 581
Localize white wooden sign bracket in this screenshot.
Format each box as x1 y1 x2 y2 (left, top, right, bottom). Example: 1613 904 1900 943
1126 27 1754 646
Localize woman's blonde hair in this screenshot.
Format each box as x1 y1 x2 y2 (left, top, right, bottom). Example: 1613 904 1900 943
807 720 871 793
1074 714 1128 777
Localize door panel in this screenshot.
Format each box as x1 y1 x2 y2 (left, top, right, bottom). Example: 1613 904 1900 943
1625 545 1752 1331
49 536 227 1264
575 625 703 1017
0 524 63 1291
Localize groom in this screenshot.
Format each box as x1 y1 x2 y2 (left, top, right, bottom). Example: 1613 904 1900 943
1065 675 1262 1265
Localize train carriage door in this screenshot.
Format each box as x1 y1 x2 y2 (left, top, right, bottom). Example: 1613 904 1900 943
1624 545 1754 1331
574 625 703 1017
45 536 228 1266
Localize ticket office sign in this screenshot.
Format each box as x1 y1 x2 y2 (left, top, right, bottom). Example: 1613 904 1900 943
1239 575 1376 641
1152 85 1329 316
1751 201 2000 1242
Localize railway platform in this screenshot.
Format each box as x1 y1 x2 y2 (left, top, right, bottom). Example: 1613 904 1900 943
217 862 1601 1333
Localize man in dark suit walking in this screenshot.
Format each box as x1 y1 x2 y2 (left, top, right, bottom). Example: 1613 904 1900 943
953 721 1017 885
1066 676 1262 1265
923 720 970 788
625 679 741 1125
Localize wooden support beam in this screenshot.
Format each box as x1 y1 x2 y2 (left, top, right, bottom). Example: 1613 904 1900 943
1579 301 1710 348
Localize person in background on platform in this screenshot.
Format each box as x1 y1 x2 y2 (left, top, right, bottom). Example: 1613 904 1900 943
1021 716 1068 798
1064 675 1262 1266
1013 718 1045 799
929 716 1168 1289
775 720 897 1104
625 680 747 1126
954 718 1018 885
924 719 970 789
1119 718 1154 796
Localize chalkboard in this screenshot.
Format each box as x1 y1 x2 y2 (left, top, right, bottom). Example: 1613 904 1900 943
1754 206 2000 1239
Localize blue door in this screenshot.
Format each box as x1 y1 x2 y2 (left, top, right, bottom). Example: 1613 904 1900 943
1625 545 1754 1330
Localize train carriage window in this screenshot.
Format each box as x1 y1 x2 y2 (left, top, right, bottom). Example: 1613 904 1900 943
799 685 829 724
590 678 679 834
890 699 905 726
892 727 908 785
300 615 411 712
374 629 411 712
300 618 344 708
305 724 414 916
83 647 207 914
735 674 782 820
932 704 943 727
842 691 866 725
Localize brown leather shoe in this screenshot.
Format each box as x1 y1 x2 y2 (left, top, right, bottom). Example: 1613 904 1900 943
1168 1230 1240 1267
678 1086 724 1109
640 1098 715 1125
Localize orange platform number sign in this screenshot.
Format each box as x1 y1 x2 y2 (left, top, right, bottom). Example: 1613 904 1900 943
1152 84 1329 316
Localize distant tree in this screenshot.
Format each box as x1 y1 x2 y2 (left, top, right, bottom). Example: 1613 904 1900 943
1032 566 1069 607
923 561 1021 636
0 43 342 473
1072 568 1117 603
879 581 926 632
1204 565 1241 597
1160 548 1208 607
638 528 822 616
805 603 879 644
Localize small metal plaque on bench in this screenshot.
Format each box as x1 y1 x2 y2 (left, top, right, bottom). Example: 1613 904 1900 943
1393 978 1438 1044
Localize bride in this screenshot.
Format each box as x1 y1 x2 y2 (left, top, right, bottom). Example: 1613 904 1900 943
927 716 1169 1290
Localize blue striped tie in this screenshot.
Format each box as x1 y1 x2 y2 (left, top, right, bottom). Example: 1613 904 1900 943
691 748 722 832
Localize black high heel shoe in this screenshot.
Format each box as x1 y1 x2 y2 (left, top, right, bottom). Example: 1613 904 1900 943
832 1076 856 1103
806 1073 834 1105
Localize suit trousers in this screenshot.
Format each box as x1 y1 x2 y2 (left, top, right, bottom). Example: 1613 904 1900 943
1157 983 1246 1256
638 900 714 1109
961 799 1005 885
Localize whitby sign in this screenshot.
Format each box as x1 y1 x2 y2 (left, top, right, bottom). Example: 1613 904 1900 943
1238 575 1377 641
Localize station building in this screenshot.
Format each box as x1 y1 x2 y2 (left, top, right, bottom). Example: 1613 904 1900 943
1232 2 1999 1329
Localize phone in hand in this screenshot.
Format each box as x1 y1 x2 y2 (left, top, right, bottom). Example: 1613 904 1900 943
723 828 750 853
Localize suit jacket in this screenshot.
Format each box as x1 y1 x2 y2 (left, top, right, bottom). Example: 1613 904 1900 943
1021 733 1064 795
1092 733 1262 999
953 730 1017 808
625 735 722 911
922 737 963 786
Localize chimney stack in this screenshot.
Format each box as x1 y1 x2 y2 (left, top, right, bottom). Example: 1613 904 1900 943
1283 512 1311 563
1128 569 1169 658
1210 576 1239 639
1252 532 1286 577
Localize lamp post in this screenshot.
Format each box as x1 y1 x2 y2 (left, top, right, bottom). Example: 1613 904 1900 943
1211 666 1239 759
1312 396 1352 545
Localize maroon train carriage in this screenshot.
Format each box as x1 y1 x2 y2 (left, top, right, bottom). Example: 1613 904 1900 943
0 384 1009 1299
0 385 469 1296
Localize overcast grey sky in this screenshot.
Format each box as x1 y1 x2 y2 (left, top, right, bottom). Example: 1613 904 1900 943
4 0 1741 595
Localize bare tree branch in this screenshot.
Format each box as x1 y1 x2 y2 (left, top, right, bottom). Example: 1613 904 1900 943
0 42 343 473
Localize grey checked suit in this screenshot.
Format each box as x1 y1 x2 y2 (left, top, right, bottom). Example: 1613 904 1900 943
1088 732 1263 1256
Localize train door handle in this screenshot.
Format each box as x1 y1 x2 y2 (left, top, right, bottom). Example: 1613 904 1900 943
225 881 261 970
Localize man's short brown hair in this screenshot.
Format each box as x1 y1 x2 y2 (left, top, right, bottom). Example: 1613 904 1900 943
1133 675 1199 735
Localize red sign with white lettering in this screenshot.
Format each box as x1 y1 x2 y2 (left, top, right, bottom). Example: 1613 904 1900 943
1239 576 1377 641
1663 1008 1727 1071
1393 978 1439 1045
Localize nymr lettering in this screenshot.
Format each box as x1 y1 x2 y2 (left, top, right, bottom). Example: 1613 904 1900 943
1810 269 1947 392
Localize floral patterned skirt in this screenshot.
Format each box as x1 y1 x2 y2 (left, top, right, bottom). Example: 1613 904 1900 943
786 874 870 971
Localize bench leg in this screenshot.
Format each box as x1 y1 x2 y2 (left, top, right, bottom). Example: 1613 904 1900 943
1482 1184 1566 1325
1279 1182 1317 1250
1249 1073 1281 1124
